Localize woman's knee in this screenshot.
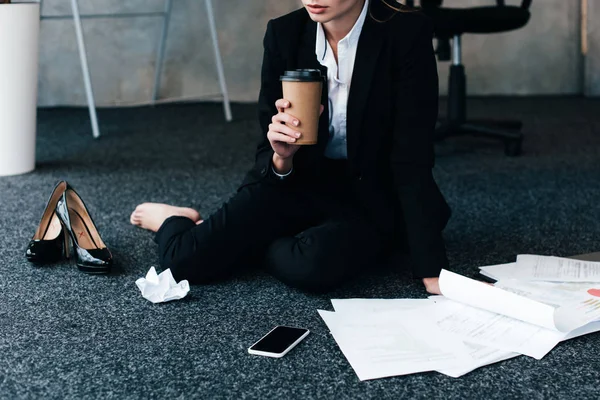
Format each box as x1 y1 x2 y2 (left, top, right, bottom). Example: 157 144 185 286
264 236 339 293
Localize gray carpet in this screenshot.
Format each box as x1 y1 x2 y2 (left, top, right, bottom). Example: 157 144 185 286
1 97 599 399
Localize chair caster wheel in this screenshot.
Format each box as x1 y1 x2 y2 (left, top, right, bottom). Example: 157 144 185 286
504 138 522 157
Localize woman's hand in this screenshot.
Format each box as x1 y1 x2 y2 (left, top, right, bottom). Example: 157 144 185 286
268 99 302 160
267 99 324 161
423 277 441 295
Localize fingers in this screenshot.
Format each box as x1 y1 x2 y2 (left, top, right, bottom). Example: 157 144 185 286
274 99 300 127
275 98 290 112
269 121 301 139
272 111 300 128
275 99 325 120
268 130 297 144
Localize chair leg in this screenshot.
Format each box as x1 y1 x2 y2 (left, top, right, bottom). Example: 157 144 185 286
70 0 100 139
152 0 172 104
459 123 523 156
467 119 523 131
436 33 524 156
204 0 232 122
447 64 466 123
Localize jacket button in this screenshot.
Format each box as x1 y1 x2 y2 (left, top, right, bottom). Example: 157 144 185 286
356 174 362 181
261 167 267 175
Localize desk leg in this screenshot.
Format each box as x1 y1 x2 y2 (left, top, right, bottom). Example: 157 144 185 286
70 0 100 139
152 0 172 103
205 0 232 122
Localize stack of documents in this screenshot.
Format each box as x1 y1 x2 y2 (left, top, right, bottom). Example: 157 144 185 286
479 254 600 283
319 255 600 381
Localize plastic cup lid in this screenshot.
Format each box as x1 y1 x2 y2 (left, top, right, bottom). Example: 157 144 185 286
280 69 323 82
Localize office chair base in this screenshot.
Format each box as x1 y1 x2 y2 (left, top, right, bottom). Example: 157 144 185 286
436 120 524 156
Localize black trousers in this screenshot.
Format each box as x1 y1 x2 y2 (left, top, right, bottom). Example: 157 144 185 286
154 159 389 292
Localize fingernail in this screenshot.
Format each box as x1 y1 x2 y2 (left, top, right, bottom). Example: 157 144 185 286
295 132 301 138
285 102 289 107
293 120 299 126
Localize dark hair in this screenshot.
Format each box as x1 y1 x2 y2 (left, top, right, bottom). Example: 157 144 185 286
369 0 418 23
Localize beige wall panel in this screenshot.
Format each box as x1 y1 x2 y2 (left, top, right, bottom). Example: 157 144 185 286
33 0 585 106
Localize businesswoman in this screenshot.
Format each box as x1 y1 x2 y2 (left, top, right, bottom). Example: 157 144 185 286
130 0 451 294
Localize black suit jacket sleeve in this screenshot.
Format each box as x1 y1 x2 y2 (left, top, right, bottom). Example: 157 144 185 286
391 17 450 278
247 20 297 185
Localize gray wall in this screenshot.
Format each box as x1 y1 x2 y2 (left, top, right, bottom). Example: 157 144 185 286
37 0 298 106
34 0 591 107
585 0 600 96
437 0 582 96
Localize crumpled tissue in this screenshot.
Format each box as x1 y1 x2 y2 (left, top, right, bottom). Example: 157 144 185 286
135 267 190 304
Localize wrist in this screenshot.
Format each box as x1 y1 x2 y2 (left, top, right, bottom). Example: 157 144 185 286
272 153 293 174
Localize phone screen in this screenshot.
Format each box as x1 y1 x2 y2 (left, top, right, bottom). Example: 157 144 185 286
250 326 309 354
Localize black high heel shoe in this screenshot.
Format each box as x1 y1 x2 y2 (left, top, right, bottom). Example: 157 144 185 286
26 181 70 264
55 183 113 274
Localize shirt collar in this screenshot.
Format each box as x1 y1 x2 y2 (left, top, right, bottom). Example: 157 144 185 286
315 0 369 62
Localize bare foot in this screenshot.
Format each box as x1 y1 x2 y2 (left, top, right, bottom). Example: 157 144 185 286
130 203 202 232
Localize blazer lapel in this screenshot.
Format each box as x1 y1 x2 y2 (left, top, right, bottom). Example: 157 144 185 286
347 16 385 164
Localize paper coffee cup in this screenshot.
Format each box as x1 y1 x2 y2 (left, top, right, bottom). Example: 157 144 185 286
280 69 323 145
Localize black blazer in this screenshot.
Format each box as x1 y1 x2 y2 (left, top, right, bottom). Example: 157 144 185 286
240 6 451 278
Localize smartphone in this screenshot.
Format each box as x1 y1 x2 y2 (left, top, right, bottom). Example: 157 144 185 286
248 326 310 358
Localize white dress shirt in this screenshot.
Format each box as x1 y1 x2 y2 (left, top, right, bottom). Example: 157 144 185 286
273 0 368 178
317 0 369 160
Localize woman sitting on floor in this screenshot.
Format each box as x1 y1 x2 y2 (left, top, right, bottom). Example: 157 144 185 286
131 0 451 294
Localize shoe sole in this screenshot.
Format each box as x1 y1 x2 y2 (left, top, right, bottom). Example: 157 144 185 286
77 264 111 274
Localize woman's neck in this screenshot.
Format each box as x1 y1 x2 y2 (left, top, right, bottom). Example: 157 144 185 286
322 0 365 44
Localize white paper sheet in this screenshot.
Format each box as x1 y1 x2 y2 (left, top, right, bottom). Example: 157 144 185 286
320 267 600 381
554 298 600 333
439 269 597 333
439 270 558 330
514 255 600 282
395 298 521 376
411 301 564 360
330 298 517 378
135 267 190 304
478 262 517 281
562 321 600 341
331 298 433 314
436 341 519 378
318 310 474 380
494 279 597 307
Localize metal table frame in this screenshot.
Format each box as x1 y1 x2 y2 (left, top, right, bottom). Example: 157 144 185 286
39 0 232 139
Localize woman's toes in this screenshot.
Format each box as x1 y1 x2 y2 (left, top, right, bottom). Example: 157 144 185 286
131 210 143 225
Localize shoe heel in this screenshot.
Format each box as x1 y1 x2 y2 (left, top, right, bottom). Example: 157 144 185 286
55 184 113 273
63 230 71 259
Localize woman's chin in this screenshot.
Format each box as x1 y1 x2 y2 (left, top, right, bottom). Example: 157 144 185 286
307 14 332 23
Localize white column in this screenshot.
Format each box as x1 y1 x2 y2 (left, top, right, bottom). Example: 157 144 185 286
0 3 40 176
